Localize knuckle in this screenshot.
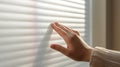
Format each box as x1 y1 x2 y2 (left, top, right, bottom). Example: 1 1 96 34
74 31 80 35
69 33 77 40
74 30 78 32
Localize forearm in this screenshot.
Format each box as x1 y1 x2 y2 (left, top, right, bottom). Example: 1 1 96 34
90 47 120 67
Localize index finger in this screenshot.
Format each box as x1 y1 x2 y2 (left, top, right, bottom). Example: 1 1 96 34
51 22 74 45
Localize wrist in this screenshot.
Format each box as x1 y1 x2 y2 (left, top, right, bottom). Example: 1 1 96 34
84 47 93 61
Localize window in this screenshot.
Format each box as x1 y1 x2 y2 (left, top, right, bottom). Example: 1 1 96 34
0 0 91 67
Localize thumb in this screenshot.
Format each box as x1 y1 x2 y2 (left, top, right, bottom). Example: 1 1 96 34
50 44 69 55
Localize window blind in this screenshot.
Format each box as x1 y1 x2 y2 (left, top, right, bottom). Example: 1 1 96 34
0 0 91 67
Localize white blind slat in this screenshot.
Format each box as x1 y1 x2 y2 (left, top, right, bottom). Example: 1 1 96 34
0 0 35 7
0 4 35 14
0 0 90 67
38 0 85 9
37 2 85 14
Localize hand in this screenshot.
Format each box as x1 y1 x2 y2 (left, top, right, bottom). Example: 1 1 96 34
50 22 93 61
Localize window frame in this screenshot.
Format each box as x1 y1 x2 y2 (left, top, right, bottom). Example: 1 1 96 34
92 0 107 48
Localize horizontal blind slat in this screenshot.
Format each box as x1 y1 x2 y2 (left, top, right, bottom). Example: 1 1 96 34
0 0 35 7
0 0 89 67
0 4 35 14
65 0 85 4
0 3 85 18
37 2 85 14
0 12 85 22
38 0 85 9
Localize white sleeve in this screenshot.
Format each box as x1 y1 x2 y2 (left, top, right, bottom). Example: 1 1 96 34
90 47 120 67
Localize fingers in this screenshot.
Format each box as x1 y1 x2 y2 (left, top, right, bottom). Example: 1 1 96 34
72 30 80 35
50 44 69 55
62 25 80 35
51 22 67 38
55 22 80 36
55 22 73 34
51 22 74 39
51 22 80 49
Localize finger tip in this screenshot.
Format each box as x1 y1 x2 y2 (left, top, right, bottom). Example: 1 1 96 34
54 22 59 25
50 44 55 49
50 21 61 28
50 23 54 28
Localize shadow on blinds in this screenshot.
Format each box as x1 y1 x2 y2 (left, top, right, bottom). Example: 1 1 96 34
33 25 53 67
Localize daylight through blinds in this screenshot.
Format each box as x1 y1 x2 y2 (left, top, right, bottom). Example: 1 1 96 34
0 0 90 67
